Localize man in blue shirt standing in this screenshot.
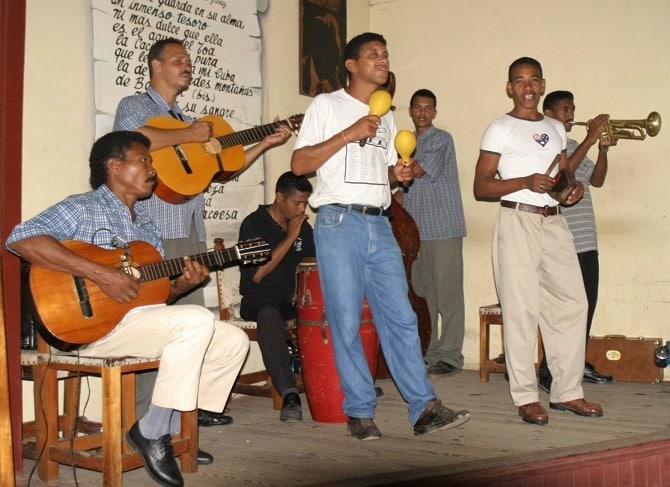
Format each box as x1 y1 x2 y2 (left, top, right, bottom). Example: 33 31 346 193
400 89 467 376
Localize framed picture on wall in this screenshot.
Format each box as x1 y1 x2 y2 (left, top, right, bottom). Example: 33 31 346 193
299 0 347 97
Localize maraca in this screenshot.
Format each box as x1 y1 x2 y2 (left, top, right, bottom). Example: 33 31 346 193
359 89 393 146
369 89 393 117
394 129 416 192
394 129 416 165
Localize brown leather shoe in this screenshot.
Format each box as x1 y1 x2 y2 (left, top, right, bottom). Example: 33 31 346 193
518 402 548 425
549 398 603 417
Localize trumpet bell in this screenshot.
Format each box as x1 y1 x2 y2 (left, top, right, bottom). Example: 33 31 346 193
646 111 662 137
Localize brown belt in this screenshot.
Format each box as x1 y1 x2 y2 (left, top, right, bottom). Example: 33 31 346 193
500 200 560 217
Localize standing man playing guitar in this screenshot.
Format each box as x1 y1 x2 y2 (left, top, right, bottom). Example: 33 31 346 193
6 131 250 487
113 37 293 433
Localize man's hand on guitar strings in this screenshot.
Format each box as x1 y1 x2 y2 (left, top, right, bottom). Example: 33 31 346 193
188 120 214 142
169 256 209 301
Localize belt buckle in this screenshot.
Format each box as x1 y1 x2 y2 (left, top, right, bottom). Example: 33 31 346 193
362 205 380 216
542 205 551 217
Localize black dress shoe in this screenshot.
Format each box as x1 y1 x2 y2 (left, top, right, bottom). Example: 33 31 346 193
198 409 234 427
127 421 184 487
197 448 213 465
279 392 303 422
584 363 613 384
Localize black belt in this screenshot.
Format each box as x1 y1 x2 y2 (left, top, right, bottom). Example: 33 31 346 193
331 203 390 217
500 200 560 217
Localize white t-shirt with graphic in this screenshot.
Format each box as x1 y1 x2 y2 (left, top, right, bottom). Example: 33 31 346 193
294 88 397 209
480 113 567 207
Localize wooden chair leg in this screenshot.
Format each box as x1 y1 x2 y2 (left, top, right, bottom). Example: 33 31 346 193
271 387 282 410
62 374 80 438
102 366 123 487
179 409 198 473
34 362 59 481
479 317 490 382
121 371 136 455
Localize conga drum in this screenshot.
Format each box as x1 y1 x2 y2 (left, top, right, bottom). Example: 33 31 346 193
296 258 379 423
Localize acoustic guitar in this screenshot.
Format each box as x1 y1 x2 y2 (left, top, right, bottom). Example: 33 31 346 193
147 114 304 204
28 238 270 350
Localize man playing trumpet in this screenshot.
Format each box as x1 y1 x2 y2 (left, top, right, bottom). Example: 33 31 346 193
539 91 618 392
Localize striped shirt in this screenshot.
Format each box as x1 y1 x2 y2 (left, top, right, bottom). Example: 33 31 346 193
562 138 597 253
402 126 466 241
113 86 206 242
6 185 164 256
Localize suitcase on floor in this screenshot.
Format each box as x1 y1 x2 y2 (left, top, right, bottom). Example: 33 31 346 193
585 335 664 383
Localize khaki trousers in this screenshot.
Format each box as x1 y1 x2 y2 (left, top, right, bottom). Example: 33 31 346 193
83 304 249 412
492 208 587 406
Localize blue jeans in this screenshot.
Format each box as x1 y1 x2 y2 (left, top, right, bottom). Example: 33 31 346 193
314 205 436 424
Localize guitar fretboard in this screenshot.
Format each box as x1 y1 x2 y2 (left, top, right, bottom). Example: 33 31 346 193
138 247 238 283
216 119 294 149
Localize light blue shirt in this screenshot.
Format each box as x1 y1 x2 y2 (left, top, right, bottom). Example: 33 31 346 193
6 185 164 256
403 126 466 241
113 86 206 242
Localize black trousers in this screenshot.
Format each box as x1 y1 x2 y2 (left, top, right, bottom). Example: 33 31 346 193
242 301 297 396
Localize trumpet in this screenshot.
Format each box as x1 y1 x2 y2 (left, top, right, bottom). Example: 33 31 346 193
570 111 661 140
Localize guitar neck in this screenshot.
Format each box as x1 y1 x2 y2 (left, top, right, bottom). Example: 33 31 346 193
138 247 237 283
215 119 290 149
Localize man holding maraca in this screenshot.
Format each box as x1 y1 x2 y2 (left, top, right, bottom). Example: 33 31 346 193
292 32 470 441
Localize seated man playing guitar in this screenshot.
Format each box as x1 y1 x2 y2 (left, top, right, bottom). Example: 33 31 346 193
6 131 250 487
113 36 295 430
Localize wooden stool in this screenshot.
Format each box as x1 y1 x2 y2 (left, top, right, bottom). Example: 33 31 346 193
479 304 544 383
23 346 198 486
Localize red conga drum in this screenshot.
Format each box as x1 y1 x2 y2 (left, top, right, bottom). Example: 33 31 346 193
296 258 379 423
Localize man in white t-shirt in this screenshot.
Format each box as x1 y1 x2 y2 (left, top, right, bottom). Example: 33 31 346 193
474 57 603 426
292 32 470 440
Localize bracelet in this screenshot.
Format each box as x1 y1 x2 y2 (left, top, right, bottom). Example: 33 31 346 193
598 146 608 153
340 131 349 144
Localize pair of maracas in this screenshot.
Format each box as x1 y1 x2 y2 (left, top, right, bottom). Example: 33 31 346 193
365 89 417 165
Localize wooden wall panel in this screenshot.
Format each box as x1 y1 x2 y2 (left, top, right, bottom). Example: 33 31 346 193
0 0 26 472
